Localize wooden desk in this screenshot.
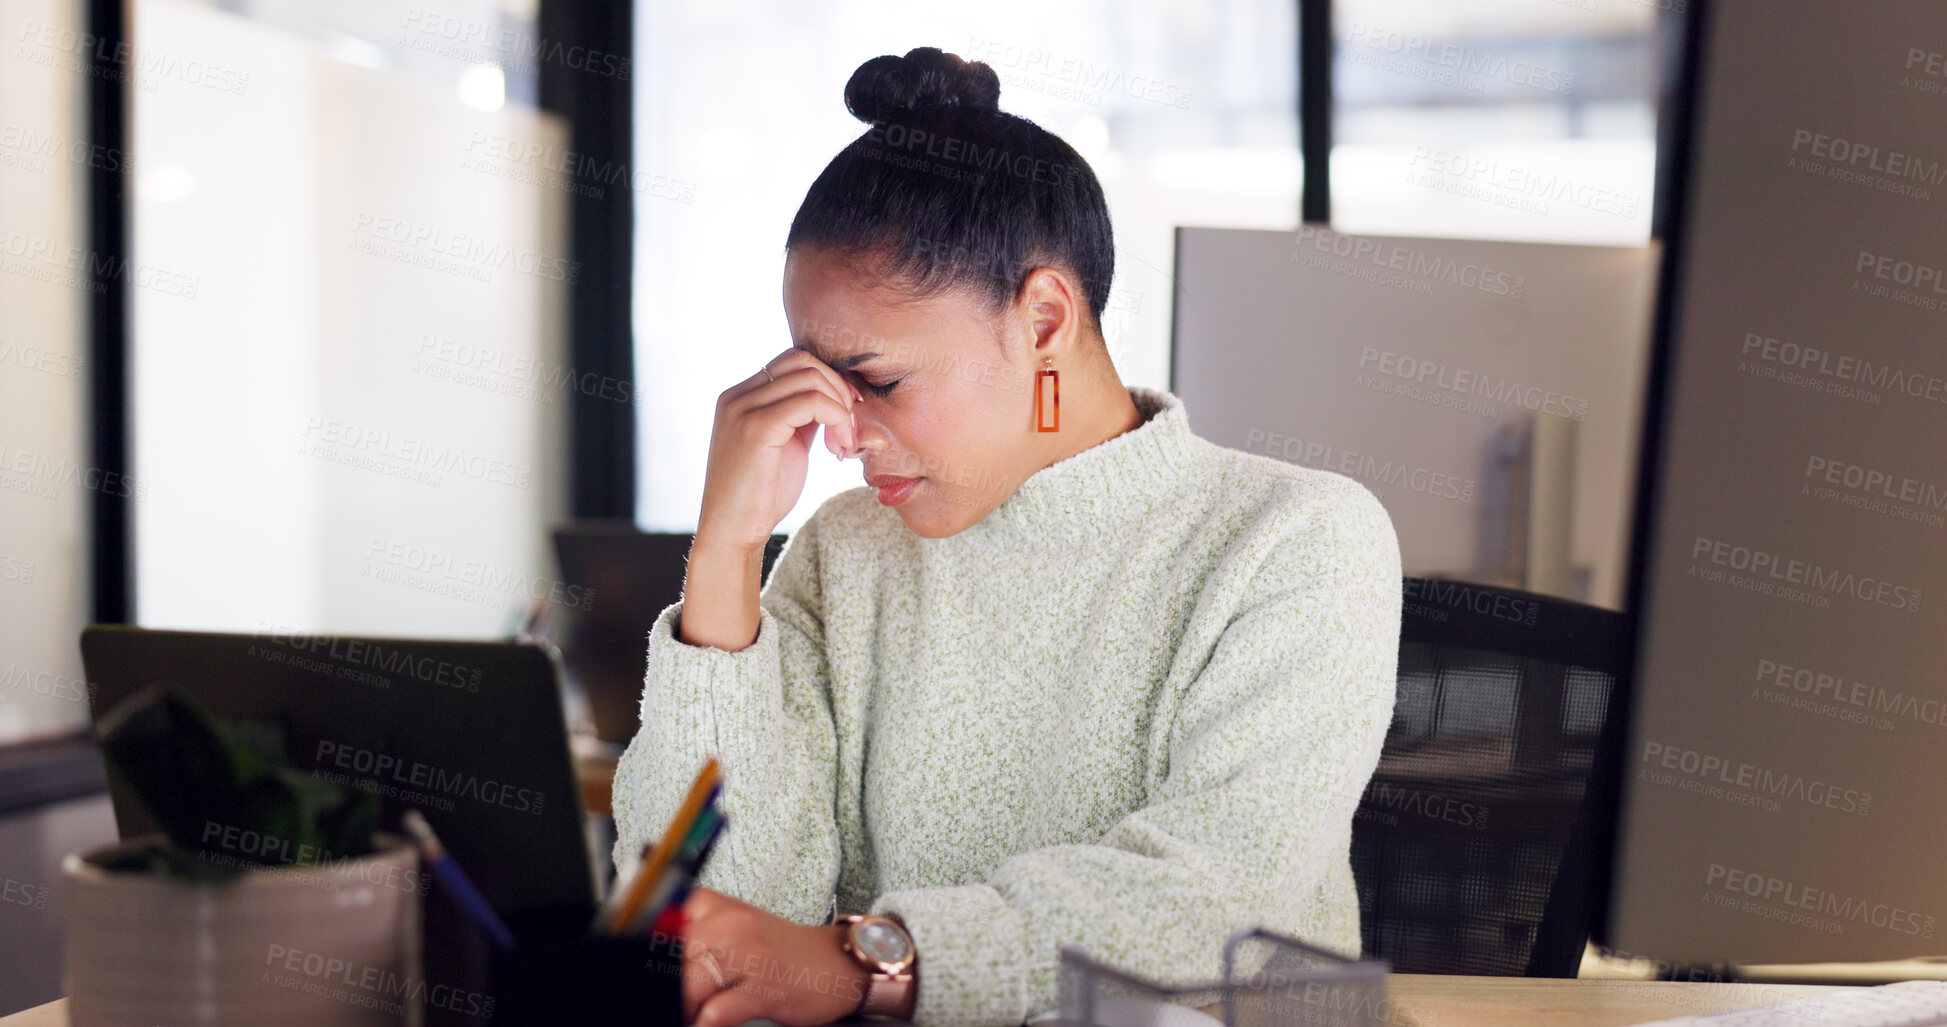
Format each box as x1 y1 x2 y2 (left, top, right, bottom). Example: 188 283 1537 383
0 974 1844 1026
0 1005 58 1027
1386 975 1842 1026
573 744 617 817
569 732 622 817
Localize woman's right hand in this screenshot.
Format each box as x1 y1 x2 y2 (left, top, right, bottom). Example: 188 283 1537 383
694 346 860 556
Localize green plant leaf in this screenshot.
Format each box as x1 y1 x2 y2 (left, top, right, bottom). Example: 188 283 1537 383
96 686 247 854
94 686 383 879
313 780 381 861
279 768 353 862
224 719 285 782
230 773 315 866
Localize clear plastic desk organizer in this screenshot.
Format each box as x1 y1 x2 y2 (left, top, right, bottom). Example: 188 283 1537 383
1056 927 1391 1027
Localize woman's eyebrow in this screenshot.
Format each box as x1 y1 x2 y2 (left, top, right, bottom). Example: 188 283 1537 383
796 340 883 370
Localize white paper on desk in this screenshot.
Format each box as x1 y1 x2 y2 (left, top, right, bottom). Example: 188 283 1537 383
1024 997 1224 1027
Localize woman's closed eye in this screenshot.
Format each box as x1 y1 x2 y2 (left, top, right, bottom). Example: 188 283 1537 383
859 376 901 396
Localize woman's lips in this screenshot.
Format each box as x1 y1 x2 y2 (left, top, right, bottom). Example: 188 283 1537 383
866 473 922 506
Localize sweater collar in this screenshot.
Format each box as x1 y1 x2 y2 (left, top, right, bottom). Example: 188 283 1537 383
958 385 1199 545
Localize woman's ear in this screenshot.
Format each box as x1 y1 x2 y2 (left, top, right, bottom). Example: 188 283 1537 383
1017 266 1083 354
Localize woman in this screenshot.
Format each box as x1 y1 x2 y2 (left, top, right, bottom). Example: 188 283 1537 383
612 46 1402 1027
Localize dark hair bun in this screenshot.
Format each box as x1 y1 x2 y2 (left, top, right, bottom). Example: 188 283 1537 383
844 47 1001 123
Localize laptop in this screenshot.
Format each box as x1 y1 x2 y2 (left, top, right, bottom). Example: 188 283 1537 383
78 624 920 1026
80 624 598 912
81 624 607 1026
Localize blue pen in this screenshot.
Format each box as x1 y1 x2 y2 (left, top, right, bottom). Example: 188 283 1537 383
403 809 516 949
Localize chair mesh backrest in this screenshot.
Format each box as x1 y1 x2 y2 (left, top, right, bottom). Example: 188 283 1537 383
1350 578 1629 976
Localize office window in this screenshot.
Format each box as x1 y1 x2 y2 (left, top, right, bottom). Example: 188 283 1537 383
131 0 571 637
1331 0 1658 244
633 0 1302 533
0 0 91 743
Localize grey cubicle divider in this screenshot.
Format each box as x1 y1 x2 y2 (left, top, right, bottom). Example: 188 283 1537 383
1170 226 1655 611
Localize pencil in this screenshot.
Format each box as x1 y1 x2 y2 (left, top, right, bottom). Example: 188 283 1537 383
596 777 721 931
646 819 729 941
623 809 728 936
621 802 722 935
602 755 721 934
596 775 718 930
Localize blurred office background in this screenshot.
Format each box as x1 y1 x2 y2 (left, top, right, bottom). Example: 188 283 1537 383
636 0 1658 534
4 0 1665 749
0 3 1663 1008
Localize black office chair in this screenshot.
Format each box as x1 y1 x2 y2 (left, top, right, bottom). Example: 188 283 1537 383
1350 576 1631 977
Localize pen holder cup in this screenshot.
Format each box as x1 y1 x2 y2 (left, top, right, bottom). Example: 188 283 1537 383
1057 927 1390 1027
486 905 686 1026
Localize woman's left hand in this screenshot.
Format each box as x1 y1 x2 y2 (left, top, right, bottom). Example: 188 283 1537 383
678 886 872 1027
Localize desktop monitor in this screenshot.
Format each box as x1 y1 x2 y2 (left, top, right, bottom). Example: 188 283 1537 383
551 523 786 743
1606 0 1947 965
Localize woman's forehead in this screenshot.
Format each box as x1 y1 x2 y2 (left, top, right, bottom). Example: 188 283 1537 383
791 334 883 370
787 262 994 362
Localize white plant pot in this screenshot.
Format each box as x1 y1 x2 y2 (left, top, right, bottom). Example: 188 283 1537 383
64 832 423 1027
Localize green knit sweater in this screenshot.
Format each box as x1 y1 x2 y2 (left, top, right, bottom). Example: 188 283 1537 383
611 384 1402 1026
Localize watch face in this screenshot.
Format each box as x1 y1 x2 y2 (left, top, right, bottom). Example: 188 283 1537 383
854 919 912 964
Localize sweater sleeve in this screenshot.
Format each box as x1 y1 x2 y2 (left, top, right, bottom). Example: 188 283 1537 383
609 508 840 926
869 479 1403 1027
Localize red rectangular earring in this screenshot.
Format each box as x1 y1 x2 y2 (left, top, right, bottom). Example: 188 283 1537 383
1034 357 1059 432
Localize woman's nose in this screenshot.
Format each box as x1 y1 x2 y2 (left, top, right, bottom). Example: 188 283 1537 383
843 407 885 459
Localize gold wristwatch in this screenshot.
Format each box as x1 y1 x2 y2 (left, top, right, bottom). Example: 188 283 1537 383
837 913 918 1019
